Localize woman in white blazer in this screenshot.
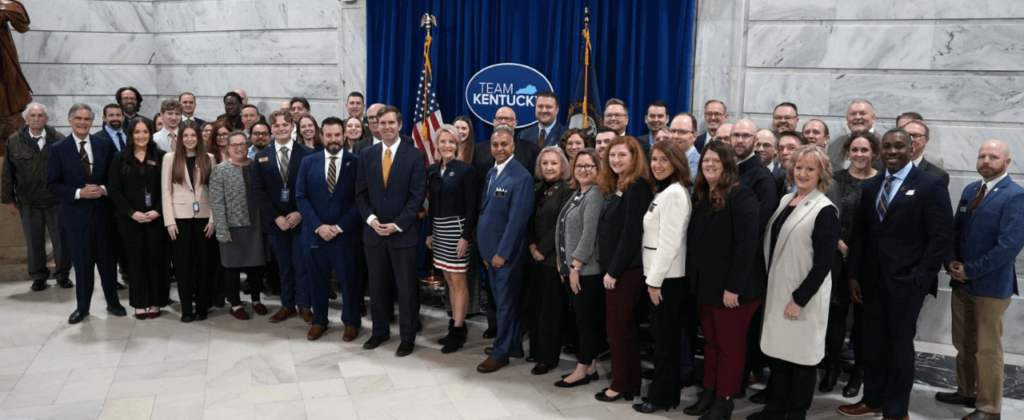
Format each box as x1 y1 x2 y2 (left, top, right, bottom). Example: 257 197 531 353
751 145 839 420
633 141 694 414
161 123 217 323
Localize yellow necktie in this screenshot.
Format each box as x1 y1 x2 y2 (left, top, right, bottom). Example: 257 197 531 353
383 148 392 186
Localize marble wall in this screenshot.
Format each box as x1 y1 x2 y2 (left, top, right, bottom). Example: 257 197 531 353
692 0 1024 352
15 0 357 133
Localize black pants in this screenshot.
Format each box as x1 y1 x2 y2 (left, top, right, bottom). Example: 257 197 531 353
534 263 569 366
762 357 817 418
224 265 266 306
852 302 864 368
170 218 211 316
746 302 768 379
209 237 223 305
567 273 606 365
117 218 168 309
824 301 850 367
648 277 687 406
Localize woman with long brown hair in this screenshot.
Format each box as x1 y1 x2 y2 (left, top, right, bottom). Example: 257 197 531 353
298 114 324 151
453 115 475 163
343 116 364 152
210 119 232 163
684 141 762 420
594 136 653 403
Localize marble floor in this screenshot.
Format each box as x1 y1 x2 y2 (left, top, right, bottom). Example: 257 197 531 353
0 281 1022 420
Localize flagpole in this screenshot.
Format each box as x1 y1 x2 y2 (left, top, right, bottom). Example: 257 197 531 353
420 14 436 141
582 8 591 130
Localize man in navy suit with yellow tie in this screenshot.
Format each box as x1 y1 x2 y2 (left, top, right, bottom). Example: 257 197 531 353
355 106 426 357
253 110 315 324
841 128 953 420
46 103 126 324
296 117 363 342
476 125 535 373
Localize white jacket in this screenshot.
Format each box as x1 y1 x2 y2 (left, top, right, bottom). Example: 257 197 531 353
642 182 691 287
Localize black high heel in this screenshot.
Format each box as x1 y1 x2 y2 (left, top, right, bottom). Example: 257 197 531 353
685 387 715 416
632 401 677 413
594 387 636 402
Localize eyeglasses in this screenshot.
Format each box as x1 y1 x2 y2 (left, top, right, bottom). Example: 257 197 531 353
228 143 248 149
670 129 696 136
772 115 797 121
216 133 229 138
493 116 515 123
730 133 754 140
605 113 627 119
704 112 725 119
574 164 597 171
909 134 928 140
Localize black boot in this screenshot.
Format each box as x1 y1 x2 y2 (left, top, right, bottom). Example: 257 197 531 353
842 368 862 398
684 387 716 416
699 395 734 420
441 324 467 354
818 363 840 393
437 318 455 345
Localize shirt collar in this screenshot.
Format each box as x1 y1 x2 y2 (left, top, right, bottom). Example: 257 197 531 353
984 173 1008 192
325 149 343 164
381 140 400 156
912 155 924 167
885 161 913 180
537 122 552 132
276 139 295 153
104 124 123 138
73 133 89 143
494 155 514 172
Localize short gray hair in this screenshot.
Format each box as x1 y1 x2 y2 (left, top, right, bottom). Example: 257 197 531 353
848 98 874 111
23 103 47 118
67 103 94 120
491 124 515 139
436 124 460 143
534 146 571 182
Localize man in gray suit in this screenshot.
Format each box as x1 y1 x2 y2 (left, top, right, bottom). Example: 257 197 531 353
826 99 884 171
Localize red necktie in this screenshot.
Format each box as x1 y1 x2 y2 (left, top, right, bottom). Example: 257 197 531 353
971 184 987 212
79 141 92 176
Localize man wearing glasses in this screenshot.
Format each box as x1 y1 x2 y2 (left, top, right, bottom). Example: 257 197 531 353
903 120 949 186
695 99 728 152
668 112 700 182
248 121 273 160
772 102 800 133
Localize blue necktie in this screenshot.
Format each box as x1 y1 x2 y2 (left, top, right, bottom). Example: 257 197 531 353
877 175 895 220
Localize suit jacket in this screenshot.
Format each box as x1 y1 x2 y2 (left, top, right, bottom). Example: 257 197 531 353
916 157 950 186
46 134 116 226
425 159 478 240
847 165 953 297
948 176 1024 298
252 142 315 235
477 158 535 264
352 137 373 155
527 179 573 267
355 141 427 248
642 182 691 287
108 149 166 220
92 126 124 152
296 151 361 247
518 122 566 148
599 178 654 279
182 117 206 126
740 151 780 302
687 184 760 306
472 140 541 190
160 153 215 224
695 132 710 153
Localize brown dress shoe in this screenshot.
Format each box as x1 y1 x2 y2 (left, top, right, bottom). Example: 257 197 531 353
252 302 268 316
343 326 360 342
477 356 508 373
269 307 297 323
299 307 314 324
837 401 883 417
307 324 327 341
229 307 250 320
962 409 1000 420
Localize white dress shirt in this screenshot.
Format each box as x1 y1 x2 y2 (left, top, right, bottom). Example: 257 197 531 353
153 128 174 152
365 140 403 230
493 154 514 178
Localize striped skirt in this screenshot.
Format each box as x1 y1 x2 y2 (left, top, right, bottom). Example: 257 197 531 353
432 215 471 273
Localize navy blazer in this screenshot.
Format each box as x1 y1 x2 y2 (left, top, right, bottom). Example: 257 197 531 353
425 159 478 240
252 142 315 235
847 165 953 297
355 141 427 248
477 158 535 263
295 151 361 247
46 134 116 225
694 133 709 153
92 126 127 152
948 176 1024 298
518 122 566 148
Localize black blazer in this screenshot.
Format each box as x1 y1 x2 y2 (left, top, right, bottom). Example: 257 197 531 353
107 149 166 220
694 133 709 153
847 166 953 297
527 179 573 267
353 137 373 154
252 142 315 235
598 177 653 278
425 159 478 241
687 184 761 306
355 141 427 248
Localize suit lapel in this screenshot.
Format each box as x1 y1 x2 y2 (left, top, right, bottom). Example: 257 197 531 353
287 146 304 186
481 167 497 210
265 147 281 185
970 177 1010 218
89 135 104 182
883 167 917 224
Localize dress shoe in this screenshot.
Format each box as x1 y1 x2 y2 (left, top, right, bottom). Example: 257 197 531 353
562 371 600 381
307 324 327 341
531 363 553 375
962 409 1000 420
343 326 360 342
595 387 635 402
882 417 909 420
107 306 127 317
268 307 297 323
116 282 126 290
363 335 389 350
820 363 841 393
212 297 226 309
229 307 250 320
482 327 497 339
147 309 161 319
843 368 863 398
395 341 414 357
134 311 147 320
195 311 208 321
836 401 883 417
477 356 508 373
180 314 194 323
299 307 314 324
935 391 976 408
632 401 676 413
57 279 74 289
30 280 47 291
68 310 88 324
554 373 594 388
252 302 268 316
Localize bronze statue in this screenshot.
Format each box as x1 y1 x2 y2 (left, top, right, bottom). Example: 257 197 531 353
0 0 32 152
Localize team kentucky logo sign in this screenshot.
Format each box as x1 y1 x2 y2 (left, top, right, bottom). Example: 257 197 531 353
465 63 554 128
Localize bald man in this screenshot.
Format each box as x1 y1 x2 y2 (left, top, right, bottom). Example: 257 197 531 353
938 140 1024 420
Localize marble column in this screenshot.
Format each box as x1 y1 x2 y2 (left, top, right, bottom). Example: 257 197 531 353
338 1 367 107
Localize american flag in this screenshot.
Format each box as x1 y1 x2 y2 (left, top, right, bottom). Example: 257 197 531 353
412 65 442 166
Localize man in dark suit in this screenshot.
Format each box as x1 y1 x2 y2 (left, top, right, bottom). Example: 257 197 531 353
296 117 363 342
115 86 153 130
253 110 315 324
635 100 669 151
695 99 728 152
902 120 949 186
840 128 953 420
518 90 566 148
179 92 206 126
355 105 426 357
476 125 535 373
937 140 1024 420
46 104 127 324
93 104 127 152
355 103 383 146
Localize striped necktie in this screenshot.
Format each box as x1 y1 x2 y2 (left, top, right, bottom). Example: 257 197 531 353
327 157 337 195
877 175 895 220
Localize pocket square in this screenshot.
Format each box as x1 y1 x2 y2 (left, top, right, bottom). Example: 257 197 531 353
906 190 915 196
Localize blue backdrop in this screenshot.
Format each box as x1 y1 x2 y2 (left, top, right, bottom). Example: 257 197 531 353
366 0 697 142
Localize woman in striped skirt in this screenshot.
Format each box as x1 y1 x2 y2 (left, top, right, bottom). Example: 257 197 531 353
426 124 478 353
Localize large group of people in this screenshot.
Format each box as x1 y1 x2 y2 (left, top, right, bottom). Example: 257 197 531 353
1 86 1021 420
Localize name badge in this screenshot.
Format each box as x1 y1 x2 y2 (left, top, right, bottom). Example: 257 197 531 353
144 191 152 207
193 202 201 214
960 206 967 213
494 188 506 197
648 202 658 213
146 160 157 166
280 188 290 202
258 157 269 163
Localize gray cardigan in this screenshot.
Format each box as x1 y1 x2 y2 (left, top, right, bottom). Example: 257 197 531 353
209 160 254 241
556 184 604 276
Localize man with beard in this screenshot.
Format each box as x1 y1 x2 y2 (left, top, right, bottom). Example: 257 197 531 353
93 104 127 152
695 99 728 152
771 102 799 133
115 86 152 130
295 117 363 342
247 121 272 160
